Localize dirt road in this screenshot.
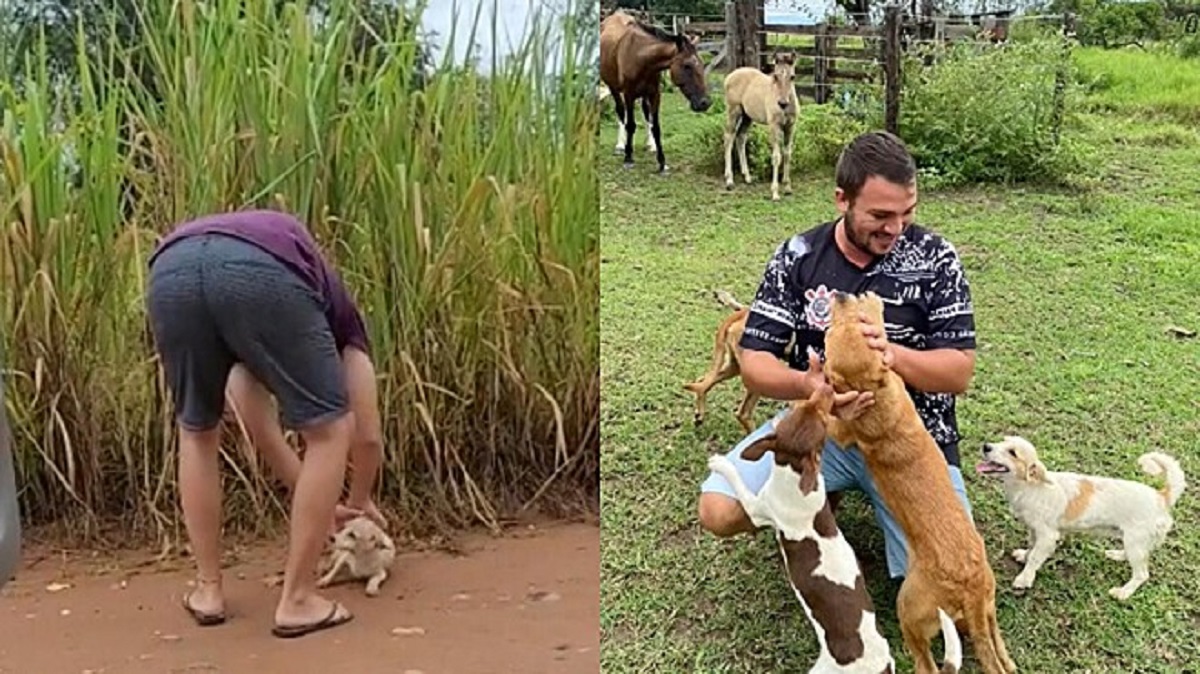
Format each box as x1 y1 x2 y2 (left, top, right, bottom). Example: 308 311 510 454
0 520 598 673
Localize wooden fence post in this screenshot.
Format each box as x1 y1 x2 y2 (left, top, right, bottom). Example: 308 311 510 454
729 0 761 70
725 2 738 68
883 4 902 135
756 0 767 68
813 23 829 104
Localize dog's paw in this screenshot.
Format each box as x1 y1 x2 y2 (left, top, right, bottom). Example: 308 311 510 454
1011 548 1028 564
1105 549 1127 561
1012 573 1035 591
1108 586 1134 601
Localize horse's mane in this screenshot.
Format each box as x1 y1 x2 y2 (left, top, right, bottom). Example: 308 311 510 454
635 20 687 47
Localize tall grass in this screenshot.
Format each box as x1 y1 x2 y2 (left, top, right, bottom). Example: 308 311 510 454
0 0 599 546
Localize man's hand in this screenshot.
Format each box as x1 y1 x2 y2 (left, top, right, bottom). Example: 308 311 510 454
858 311 895 369
330 499 387 536
802 348 875 420
832 389 875 420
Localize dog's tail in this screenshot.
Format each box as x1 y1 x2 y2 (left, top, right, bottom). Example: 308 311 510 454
1138 452 1186 509
937 608 964 673
713 289 745 311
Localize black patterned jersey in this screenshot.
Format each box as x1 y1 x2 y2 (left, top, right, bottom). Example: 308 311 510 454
739 220 977 467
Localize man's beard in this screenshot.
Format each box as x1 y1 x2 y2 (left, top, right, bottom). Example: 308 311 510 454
843 211 879 259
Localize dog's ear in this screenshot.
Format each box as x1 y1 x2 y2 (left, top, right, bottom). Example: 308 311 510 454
1026 459 1050 483
798 454 820 494
740 434 777 462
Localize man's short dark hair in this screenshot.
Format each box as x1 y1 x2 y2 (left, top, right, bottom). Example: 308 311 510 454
835 131 917 202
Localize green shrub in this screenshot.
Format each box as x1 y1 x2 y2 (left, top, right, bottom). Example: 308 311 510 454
899 39 1085 187
1177 33 1200 59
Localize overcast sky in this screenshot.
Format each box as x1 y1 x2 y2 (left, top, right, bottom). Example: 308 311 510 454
420 0 570 70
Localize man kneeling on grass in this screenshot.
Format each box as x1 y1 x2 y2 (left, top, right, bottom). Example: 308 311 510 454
696 131 980 582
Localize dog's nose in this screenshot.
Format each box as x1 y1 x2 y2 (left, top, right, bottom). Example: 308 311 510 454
981 443 992 455
779 100 789 110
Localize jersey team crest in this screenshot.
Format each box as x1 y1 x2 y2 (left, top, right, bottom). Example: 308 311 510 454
804 284 835 331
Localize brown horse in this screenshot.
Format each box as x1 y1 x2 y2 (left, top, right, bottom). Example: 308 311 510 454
600 11 712 173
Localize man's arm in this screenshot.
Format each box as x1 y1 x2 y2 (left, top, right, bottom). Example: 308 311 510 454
882 236 978 395
741 347 876 418
739 349 812 400
889 345 975 395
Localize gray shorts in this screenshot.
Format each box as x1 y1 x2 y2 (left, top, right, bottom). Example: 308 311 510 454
146 233 348 431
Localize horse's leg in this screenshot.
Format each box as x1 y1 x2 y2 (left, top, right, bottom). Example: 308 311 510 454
621 91 638 168
769 122 783 202
649 87 668 174
723 104 741 189
782 121 795 195
737 118 752 185
612 92 627 156
641 98 657 153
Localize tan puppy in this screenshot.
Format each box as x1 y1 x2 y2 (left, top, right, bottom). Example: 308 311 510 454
979 435 1186 600
684 290 760 433
822 291 1016 674
318 516 397 597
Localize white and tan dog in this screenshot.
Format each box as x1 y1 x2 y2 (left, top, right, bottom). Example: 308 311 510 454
318 515 397 597
709 384 961 674
979 436 1186 600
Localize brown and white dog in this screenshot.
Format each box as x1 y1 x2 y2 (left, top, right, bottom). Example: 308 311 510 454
684 290 760 433
708 384 962 674
979 435 1186 600
822 291 1015 674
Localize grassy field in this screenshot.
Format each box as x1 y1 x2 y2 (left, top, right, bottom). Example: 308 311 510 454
599 47 1200 672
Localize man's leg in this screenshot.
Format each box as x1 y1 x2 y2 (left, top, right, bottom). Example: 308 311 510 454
226 364 300 489
341 347 385 525
818 438 867 514
146 236 235 622
697 411 784 537
207 236 354 634
227 358 386 529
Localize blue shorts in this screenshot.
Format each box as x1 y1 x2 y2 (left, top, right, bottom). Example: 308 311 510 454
700 408 974 579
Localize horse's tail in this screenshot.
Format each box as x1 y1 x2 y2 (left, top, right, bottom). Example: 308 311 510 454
1138 452 1186 509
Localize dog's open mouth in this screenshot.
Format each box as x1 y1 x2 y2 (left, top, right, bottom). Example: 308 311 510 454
975 460 1011 476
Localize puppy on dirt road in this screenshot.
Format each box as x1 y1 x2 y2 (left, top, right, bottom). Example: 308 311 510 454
318 515 397 597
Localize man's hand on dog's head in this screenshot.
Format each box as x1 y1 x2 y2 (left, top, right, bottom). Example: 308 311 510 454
857 312 895 370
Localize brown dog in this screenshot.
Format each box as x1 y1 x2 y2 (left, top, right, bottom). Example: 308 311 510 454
683 290 760 432
822 291 1016 674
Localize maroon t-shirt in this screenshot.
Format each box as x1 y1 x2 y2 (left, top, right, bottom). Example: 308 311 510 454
149 209 371 355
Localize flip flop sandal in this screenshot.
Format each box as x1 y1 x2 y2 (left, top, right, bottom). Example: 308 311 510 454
272 601 354 639
182 590 227 627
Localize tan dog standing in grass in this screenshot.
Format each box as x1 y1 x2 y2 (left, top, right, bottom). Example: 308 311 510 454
822 291 1016 674
684 290 759 432
979 435 1186 600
